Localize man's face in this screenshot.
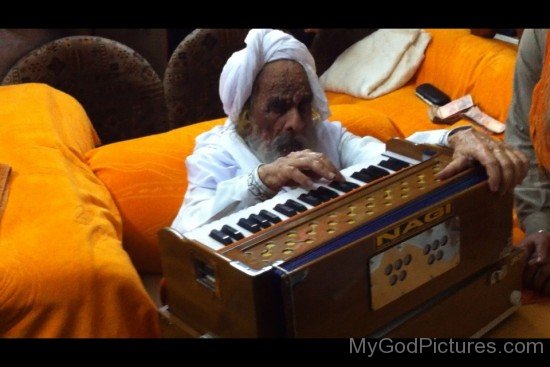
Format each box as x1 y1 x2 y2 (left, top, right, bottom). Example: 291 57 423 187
245 60 316 163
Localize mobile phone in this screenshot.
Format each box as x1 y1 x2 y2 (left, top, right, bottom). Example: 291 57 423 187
415 83 451 106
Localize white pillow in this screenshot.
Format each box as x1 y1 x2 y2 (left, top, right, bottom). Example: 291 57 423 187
320 29 431 99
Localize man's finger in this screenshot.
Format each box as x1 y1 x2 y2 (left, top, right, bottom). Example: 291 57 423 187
534 240 549 264
296 153 343 182
508 149 528 186
493 149 515 195
513 149 530 183
473 148 501 192
436 156 471 180
308 158 339 182
286 165 313 188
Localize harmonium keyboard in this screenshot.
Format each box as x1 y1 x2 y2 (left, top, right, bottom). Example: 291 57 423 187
159 138 523 338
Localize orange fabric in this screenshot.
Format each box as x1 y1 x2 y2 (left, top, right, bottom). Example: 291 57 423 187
327 85 474 138
416 29 516 123
0 84 159 337
528 33 550 172
329 104 404 141
326 30 516 140
86 118 225 274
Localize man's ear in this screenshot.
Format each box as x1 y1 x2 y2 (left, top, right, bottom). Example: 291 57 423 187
312 108 322 124
236 107 253 137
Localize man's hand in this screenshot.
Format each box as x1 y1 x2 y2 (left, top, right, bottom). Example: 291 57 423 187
521 230 550 265
258 149 344 192
522 231 550 296
437 129 529 194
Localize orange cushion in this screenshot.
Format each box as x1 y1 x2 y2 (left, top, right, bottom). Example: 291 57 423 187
329 104 404 141
417 29 516 122
325 30 515 140
0 84 159 337
85 118 225 274
328 85 474 138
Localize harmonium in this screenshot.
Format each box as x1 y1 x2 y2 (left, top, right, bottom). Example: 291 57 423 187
158 138 523 338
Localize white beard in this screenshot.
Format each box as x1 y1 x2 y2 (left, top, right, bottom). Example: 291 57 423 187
245 126 319 164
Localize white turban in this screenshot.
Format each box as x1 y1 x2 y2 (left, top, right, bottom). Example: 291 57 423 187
219 29 330 123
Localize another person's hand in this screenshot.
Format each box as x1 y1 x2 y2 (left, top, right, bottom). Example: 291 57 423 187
258 149 344 192
437 128 529 194
521 230 550 296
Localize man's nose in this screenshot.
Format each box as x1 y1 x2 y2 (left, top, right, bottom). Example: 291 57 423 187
283 107 304 133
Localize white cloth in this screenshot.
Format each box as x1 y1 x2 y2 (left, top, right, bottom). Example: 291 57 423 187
171 120 449 234
219 29 330 123
320 29 431 99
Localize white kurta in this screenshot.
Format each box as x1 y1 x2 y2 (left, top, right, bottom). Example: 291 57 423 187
172 119 451 233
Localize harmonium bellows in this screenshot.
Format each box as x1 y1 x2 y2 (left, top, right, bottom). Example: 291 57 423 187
159 138 522 338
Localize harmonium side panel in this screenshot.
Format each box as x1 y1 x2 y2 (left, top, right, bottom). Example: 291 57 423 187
278 182 513 337
159 229 283 337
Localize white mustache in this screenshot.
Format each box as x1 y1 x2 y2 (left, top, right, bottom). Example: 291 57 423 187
272 132 305 156
246 130 314 164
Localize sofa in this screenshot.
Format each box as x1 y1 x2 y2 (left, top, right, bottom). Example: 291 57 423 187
1 29 547 338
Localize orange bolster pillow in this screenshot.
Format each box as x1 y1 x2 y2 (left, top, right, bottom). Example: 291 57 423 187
86 118 225 274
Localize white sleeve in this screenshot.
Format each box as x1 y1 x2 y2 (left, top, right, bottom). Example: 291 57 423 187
338 131 387 167
407 129 450 146
407 126 473 147
171 147 265 233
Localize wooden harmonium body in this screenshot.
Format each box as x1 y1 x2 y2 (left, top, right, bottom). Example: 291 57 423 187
159 139 522 337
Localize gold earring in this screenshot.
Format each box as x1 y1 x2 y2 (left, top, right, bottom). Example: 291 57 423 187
312 109 321 124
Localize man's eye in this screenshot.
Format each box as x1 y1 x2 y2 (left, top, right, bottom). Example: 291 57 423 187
299 101 312 112
270 102 288 114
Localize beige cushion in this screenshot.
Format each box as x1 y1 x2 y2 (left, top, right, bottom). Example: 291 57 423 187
320 29 431 99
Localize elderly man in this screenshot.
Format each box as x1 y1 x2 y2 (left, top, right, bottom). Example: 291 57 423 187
172 29 528 236
506 29 550 296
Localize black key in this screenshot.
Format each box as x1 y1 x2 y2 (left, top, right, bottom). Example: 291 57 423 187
378 159 401 171
379 158 410 171
345 181 360 189
351 171 375 183
362 165 390 179
237 218 261 233
274 204 297 217
209 229 233 245
307 189 331 202
248 213 271 228
259 209 282 224
316 186 340 199
308 186 340 202
298 193 322 206
388 157 410 169
221 224 244 240
285 199 308 212
329 180 360 193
